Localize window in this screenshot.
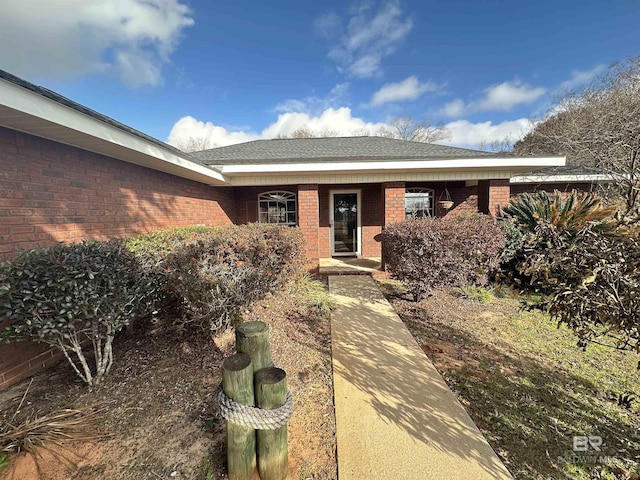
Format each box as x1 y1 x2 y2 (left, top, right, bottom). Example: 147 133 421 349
405 188 434 218
258 191 297 225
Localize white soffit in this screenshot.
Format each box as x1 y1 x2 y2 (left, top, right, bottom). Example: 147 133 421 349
221 157 565 177
0 78 228 186
510 174 614 184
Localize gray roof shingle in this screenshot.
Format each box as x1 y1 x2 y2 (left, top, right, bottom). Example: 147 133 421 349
191 136 500 165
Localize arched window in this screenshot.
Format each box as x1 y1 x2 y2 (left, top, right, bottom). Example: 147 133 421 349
405 188 434 218
258 191 297 225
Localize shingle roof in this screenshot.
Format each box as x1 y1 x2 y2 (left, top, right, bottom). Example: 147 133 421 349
191 136 499 165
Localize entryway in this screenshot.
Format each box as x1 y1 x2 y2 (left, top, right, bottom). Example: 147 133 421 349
330 190 361 256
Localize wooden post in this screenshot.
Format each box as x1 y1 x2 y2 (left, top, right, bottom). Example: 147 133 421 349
222 353 256 480
236 321 272 373
255 367 288 480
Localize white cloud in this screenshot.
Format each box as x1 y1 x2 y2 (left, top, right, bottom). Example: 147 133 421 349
440 99 466 118
262 107 388 138
560 64 606 90
370 76 439 106
439 80 546 117
168 107 535 152
167 116 260 148
441 118 533 148
274 83 350 115
315 1 413 78
0 0 193 87
168 107 389 148
477 81 546 111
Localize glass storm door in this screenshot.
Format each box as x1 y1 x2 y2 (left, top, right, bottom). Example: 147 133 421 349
331 191 361 256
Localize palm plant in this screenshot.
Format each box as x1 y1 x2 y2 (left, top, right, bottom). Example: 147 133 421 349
502 190 616 234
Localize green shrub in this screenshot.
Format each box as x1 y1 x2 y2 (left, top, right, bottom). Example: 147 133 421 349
516 227 640 354
497 218 528 265
164 224 305 333
382 214 505 301
125 226 219 314
125 226 219 265
503 190 615 234
0 240 154 386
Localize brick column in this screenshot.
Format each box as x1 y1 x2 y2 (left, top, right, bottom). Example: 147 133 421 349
383 181 406 226
381 182 405 270
297 184 319 267
478 179 510 216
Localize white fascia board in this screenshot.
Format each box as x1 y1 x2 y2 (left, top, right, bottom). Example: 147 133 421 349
510 174 615 184
0 78 228 185
221 156 565 176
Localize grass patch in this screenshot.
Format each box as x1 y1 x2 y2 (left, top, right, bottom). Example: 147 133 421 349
387 287 640 479
459 285 495 303
287 274 336 315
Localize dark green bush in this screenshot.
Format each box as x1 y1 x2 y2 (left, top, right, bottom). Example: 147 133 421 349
498 218 528 265
0 240 155 386
516 227 640 354
163 224 305 333
382 214 505 301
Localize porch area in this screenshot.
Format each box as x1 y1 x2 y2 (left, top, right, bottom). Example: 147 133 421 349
319 257 382 275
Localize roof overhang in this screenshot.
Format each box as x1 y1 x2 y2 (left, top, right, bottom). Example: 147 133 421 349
510 173 615 184
0 77 228 186
220 157 566 186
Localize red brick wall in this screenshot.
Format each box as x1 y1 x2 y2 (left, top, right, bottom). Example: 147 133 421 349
0 125 237 389
406 182 478 217
478 179 510 216
233 185 299 224
0 126 236 261
383 182 406 226
298 185 319 265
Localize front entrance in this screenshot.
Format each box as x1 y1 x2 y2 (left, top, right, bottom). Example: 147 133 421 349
330 190 361 256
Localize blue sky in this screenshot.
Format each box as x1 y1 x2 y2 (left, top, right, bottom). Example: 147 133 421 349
1 0 638 149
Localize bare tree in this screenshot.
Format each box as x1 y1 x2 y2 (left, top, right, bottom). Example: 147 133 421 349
376 115 451 143
275 127 340 139
478 135 515 154
513 57 640 218
175 136 217 152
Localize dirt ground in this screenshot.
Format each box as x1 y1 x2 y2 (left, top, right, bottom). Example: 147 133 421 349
0 284 337 480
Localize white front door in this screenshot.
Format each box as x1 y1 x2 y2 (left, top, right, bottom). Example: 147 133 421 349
330 190 361 256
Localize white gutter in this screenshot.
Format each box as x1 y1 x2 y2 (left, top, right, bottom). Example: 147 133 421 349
0 77 228 185
510 173 615 184
221 157 565 175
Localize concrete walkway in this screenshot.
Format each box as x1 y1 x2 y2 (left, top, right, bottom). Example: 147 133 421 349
329 275 513 480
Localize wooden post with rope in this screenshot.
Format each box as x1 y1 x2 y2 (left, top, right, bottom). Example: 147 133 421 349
255 367 288 480
236 321 272 373
222 353 256 480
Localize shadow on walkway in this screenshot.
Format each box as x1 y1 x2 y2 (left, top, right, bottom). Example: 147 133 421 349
330 275 513 480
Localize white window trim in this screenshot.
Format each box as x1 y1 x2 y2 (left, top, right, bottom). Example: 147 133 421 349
258 191 297 225
405 187 435 218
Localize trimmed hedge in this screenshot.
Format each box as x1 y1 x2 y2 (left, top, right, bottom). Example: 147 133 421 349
162 224 305 333
382 214 505 301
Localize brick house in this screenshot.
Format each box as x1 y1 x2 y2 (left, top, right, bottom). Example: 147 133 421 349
0 69 609 388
